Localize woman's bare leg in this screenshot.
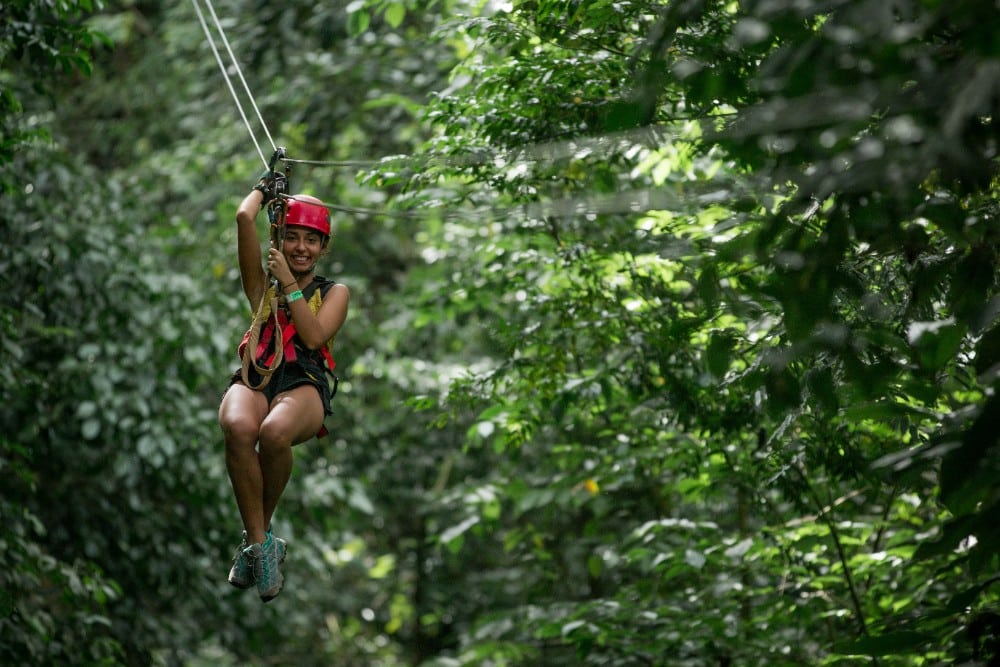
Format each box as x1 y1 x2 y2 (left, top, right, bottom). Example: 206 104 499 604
258 384 325 532
219 384 270 545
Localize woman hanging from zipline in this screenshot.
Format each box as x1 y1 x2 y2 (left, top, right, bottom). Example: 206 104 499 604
219 163 349 602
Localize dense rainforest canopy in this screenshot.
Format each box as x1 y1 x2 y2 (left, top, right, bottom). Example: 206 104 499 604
1 0 998 665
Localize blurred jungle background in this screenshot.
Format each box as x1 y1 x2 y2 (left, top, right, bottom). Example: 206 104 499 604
2 0 999 665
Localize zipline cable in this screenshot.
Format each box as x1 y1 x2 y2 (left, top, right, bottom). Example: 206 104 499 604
199 0 277 154
283 158 381 169
188 0 703 196
281 124 697 174
190 0 272 168
191 0 291 388
188 2 763 224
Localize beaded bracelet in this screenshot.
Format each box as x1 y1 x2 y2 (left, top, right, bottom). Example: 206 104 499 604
286 289 304 303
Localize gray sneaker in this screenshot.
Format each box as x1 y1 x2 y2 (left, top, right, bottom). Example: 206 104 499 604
228 531 253 589
251 535 287 602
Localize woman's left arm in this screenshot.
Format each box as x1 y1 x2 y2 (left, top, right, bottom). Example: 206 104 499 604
287 283 350 350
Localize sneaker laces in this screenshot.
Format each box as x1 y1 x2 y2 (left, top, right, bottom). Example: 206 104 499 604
233 531 249 559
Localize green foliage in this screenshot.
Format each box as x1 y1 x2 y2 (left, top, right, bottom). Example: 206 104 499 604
0 0 104 166
395 0 1000 664
0 138 244 661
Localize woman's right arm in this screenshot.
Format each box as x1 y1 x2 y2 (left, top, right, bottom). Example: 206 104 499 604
235 189 268 308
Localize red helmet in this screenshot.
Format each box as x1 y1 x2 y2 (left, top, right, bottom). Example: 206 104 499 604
285 194 331 237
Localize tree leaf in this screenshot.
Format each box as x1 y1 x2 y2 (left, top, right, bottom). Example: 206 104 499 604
384 2 406 28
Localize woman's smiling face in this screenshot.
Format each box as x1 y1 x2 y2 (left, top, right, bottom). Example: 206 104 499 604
283 226 326 273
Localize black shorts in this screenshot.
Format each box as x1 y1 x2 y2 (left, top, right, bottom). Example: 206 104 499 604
228 362 335 416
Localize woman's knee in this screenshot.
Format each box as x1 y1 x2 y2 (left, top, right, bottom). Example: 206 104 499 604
219 384 268 450
220 416 260 453
258 420 294 458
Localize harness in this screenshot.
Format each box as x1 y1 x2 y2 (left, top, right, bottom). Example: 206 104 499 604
238 277 340 438
238 277 338 376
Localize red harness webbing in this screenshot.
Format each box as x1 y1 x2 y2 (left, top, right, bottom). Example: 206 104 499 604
238 284 337 374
